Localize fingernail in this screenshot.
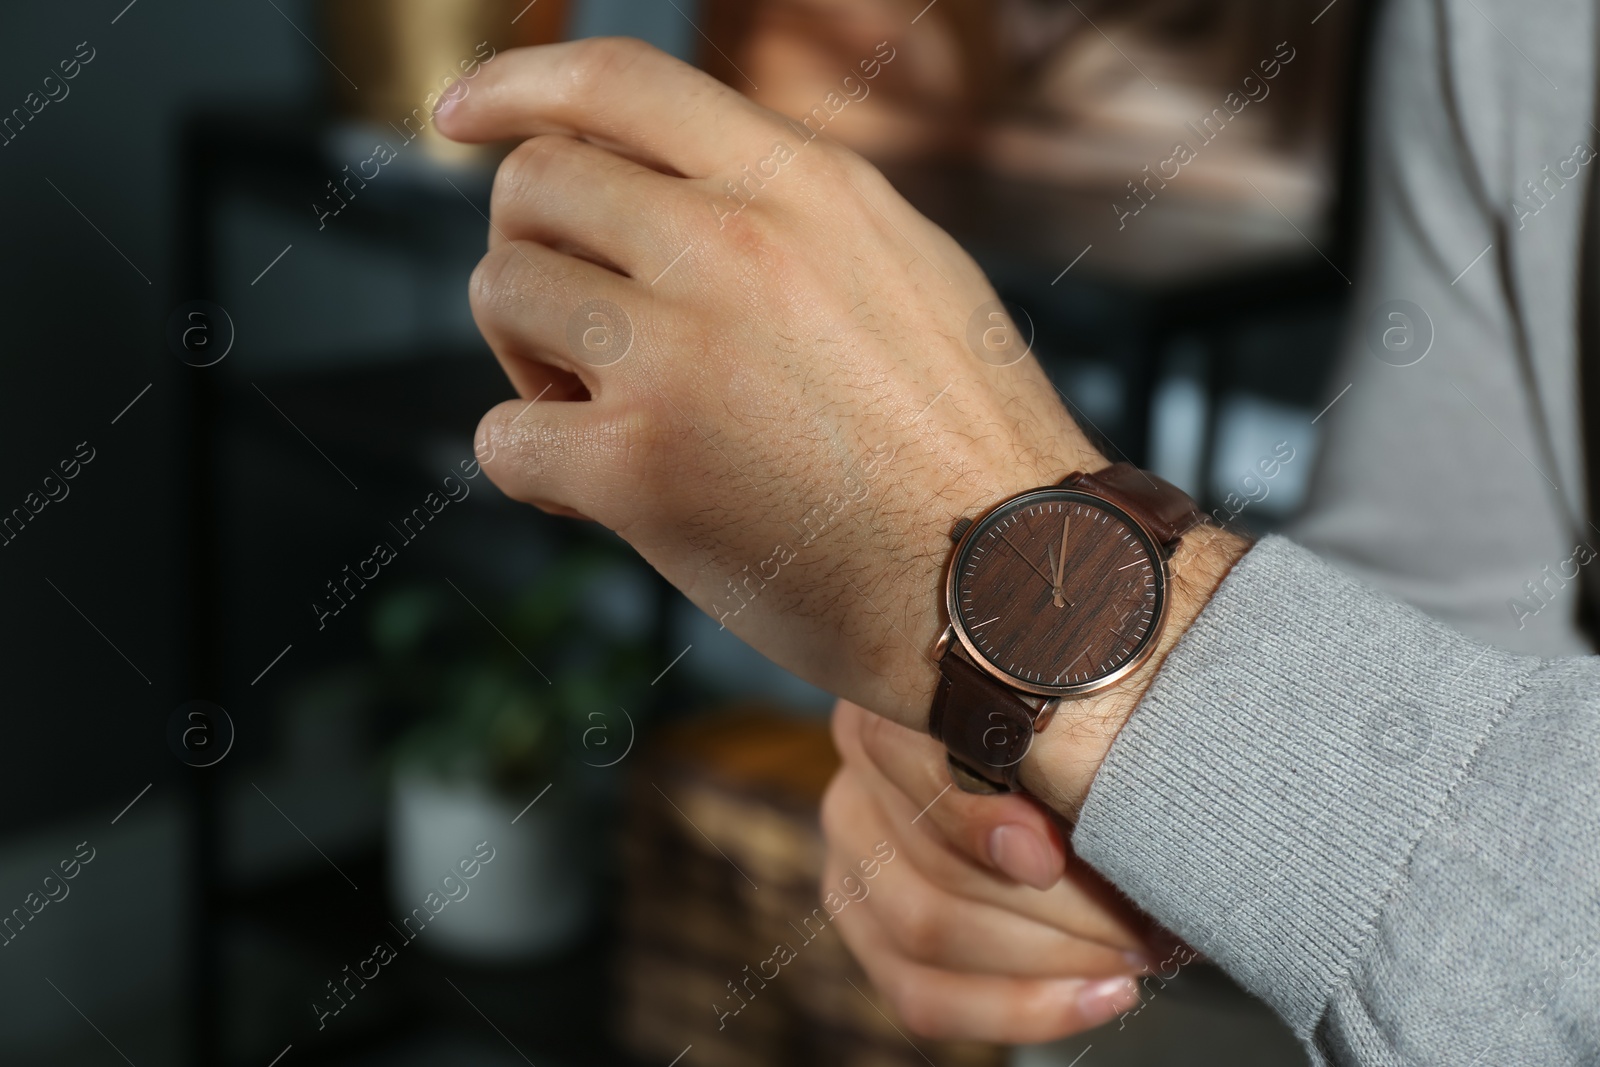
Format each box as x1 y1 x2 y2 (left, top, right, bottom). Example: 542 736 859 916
1123 950 1153 974
986 824 1055 890
1076 976 1140 1027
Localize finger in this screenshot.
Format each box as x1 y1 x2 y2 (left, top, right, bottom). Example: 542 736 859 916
820 769 1135 979
437 38 782 178
831 700 1146 952
472 395 634 526
468 237 642 395
489 134 690 274
827 857 1141 1043
834 699 1067 889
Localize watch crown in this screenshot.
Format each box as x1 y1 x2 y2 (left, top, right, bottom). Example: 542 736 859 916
949 517 973 543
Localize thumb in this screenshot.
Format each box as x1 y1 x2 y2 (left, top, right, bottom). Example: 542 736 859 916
836 699 1069 890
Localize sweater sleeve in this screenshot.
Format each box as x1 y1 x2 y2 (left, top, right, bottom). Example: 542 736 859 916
1072 536 1600 1066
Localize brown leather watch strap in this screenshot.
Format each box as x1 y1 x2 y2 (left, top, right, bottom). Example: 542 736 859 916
1061 462 1204 550
927 644 1041 794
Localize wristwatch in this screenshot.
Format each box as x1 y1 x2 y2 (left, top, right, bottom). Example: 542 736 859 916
929 462 1205 795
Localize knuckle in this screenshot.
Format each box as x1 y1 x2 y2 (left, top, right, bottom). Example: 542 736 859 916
828 700 851 753
494 135 568 212
887 983 946 1039
805 137 872 189
472 407 519 483
818 772 852 845
880 878 943 960
829 699 864 763
557 37 657 105
855 709 895 768
467 247 519 317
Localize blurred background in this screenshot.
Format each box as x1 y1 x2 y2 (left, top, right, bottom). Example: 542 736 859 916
0 0 1369 1064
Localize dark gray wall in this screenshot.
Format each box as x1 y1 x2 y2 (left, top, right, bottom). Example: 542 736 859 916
0 0 312 832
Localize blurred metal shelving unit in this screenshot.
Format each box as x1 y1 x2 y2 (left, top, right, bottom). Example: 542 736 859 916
173 110 675 1067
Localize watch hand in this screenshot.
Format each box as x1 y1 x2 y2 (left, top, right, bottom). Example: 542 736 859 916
998 530 1057 587
1054 515 1069 586
1052 513 1071 607
1046 547 1073 609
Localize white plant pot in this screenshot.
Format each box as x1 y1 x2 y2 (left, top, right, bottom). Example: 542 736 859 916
388 772 587 961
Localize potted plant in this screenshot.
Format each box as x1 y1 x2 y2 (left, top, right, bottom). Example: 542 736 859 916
372 549 652 960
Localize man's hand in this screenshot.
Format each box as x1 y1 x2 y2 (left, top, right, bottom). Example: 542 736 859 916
823 699 1150 1041
440 38 1250 820
439 37 1103 730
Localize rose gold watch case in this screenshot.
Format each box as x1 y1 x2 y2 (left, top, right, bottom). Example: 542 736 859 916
939 484 1172 701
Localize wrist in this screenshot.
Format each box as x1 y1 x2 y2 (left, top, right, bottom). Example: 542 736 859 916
1020 522 1253 819
875 448 1112 730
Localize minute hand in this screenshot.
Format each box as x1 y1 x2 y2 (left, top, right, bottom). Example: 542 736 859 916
1052 514 1070 607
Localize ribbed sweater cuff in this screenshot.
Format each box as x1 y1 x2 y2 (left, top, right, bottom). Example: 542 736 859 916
1073 535 1536 1035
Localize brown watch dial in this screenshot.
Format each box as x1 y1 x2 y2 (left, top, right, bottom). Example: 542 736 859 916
947 489 1166 696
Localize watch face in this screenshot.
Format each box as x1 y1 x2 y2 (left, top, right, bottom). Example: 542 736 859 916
948 489 1166 695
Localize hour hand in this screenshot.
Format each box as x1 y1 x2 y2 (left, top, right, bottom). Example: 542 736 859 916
1046 545 1071 608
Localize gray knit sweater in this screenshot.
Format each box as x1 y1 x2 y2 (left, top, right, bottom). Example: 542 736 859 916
1076 538 1599 1065
1073 0 1600 1063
